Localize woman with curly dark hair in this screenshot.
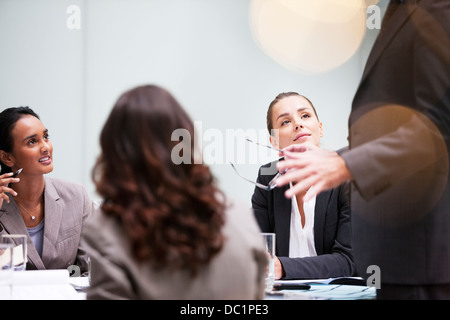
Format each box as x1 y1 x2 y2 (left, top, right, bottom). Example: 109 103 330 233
82 84 267 300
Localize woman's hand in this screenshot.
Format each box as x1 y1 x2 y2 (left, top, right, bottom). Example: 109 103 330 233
0 172 19 208
274 256 284 280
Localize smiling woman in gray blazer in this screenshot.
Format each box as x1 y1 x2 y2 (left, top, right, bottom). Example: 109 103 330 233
0 106 93 273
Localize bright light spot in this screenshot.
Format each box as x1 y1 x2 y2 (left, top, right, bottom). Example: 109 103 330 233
249 0 367 74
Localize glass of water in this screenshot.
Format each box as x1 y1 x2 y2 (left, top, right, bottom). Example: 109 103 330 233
1 234 27 271
0 243 14 299
261 233 276 292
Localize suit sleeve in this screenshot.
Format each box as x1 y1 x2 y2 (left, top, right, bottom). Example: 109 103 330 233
75 185 95 275
251 166 272 233
342 1 450 201
82 210 137 300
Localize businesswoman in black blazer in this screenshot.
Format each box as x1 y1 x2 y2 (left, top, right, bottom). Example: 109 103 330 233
251 92 355 280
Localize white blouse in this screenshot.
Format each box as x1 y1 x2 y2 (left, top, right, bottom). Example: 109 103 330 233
288 183 318 258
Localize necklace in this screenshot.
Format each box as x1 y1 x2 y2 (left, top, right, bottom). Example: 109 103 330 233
16 198 42 221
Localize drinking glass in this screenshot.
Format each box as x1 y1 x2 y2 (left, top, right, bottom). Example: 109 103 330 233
0 243 14 299
1 234 27 271
261 232 275 292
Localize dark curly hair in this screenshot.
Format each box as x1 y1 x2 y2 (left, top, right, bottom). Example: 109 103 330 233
92 84 226 277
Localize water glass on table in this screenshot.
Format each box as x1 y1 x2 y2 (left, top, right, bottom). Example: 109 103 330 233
261 232 275 292
1 234 27 271
0 243 14 299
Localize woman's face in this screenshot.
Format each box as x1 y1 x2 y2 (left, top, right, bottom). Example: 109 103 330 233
7 115 53 175
269 95 323 150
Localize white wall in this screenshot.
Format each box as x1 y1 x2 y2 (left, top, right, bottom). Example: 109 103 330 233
0 0 385 206
0 0 85 183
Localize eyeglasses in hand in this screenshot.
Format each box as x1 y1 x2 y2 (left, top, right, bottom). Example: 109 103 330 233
245 138 283 153
229 138 286 191
229 162 283 191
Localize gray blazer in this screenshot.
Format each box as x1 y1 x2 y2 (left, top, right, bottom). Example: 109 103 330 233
0 176 94 273
82 199 267 300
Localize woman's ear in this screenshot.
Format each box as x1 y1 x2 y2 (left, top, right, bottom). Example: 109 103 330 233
0 150 15 167
269 134 279 150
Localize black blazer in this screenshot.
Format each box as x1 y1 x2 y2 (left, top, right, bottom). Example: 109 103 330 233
342 0 450 284
251 160 356 279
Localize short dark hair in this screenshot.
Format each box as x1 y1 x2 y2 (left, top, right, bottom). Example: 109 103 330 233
0 106 40 174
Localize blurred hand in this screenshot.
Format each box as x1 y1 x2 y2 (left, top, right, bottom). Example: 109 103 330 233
0 172 19 208
275 144 351 202
280 142 337 157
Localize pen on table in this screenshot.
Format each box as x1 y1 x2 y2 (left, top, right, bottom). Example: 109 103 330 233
272 283 311 291
12 168 23 178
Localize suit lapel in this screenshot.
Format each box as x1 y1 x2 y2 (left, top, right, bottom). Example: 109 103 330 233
0 195 27 235
0 195 46 269
313 190 332 255
361 1 418 82
41 177 62 267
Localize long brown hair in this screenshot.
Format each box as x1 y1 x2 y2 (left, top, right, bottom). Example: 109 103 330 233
92 84 226 276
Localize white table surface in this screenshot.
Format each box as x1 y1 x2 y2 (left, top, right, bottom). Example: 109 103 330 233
1 269 88 300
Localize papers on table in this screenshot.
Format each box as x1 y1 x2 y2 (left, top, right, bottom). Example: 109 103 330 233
268 277 376 300
275 276 366 286
10 269 87 300
68 275 90 291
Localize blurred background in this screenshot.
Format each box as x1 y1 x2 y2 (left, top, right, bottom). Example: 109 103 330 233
0 0 386 206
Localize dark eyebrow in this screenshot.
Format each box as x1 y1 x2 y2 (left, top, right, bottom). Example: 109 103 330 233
22 129 48 142
276 108 309 122
276 112 289 122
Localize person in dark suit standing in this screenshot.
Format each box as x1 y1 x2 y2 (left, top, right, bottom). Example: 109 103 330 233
273 0 450 299
251 92 355 280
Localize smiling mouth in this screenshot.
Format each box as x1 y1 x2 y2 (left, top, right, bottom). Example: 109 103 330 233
39 156 51 163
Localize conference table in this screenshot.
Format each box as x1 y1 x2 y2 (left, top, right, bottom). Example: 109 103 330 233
0 270 376 300
1 269 87 300
266 278 376 300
